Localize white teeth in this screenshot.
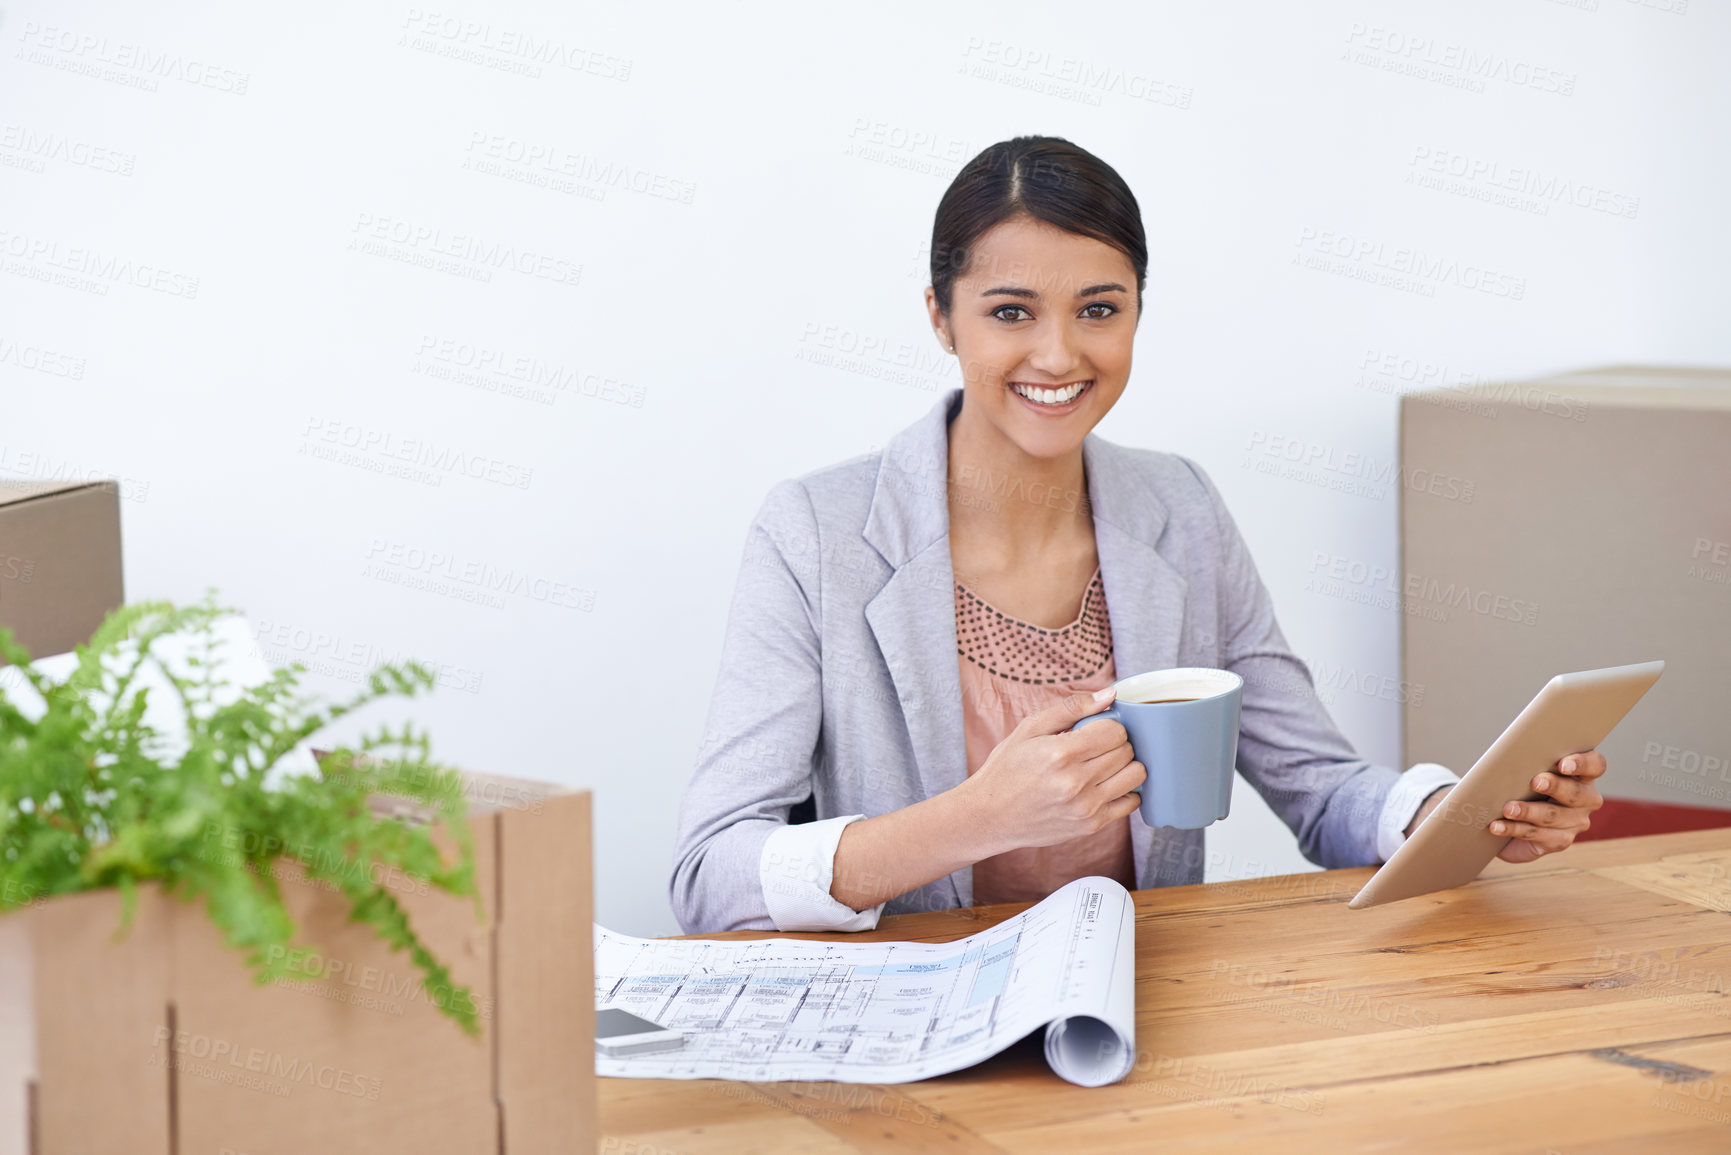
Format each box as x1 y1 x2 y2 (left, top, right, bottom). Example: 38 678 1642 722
1014 381 1087 406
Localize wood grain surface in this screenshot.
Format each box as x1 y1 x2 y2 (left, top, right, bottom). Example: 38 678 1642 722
600 829 1731 1154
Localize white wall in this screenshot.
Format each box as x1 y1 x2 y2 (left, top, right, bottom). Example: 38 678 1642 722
6 0 1726 935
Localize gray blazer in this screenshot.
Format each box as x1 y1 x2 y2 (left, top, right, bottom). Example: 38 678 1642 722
671 388 1403 933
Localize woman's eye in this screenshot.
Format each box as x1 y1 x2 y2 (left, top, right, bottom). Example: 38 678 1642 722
991 302 1117 322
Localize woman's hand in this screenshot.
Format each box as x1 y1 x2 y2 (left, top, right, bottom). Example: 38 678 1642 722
1491 749 1606 862
1403 750 1607 863
829 687 1142 913
958 686 1146 857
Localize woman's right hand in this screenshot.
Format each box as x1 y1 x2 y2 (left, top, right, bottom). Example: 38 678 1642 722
959 686 1146 857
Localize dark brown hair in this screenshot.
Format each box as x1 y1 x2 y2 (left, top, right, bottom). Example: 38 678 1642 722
929 135 1147 317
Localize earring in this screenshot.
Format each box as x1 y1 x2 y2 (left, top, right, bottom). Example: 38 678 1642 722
947 344 955 352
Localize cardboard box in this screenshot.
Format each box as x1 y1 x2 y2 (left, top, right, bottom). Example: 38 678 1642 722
1400 365 1731 811
0 481 124 663
0 772 595 1154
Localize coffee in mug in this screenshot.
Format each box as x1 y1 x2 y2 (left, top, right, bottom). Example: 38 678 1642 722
1069 667 1243 829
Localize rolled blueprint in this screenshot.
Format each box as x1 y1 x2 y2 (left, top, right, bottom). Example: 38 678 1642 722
593 875 1137 1087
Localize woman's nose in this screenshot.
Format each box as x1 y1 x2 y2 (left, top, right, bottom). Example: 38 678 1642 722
1025 320 1082 377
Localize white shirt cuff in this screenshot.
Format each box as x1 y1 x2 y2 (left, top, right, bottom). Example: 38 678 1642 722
1376 763 1462 862
759 814 886 932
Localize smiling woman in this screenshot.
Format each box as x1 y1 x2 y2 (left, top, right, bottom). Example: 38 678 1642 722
668 135 1605 935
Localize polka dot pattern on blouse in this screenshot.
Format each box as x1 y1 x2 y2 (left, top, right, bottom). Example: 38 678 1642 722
954 566 1113 685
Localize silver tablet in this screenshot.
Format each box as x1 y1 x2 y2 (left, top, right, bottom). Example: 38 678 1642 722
1349 660 1665 910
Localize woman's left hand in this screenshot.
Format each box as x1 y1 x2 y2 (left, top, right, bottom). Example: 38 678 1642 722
1490 750 1607 863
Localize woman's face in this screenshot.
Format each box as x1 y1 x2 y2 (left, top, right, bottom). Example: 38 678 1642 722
925 213 1139 461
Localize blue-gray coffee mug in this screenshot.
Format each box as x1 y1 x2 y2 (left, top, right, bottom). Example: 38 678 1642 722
1071 667 1243 829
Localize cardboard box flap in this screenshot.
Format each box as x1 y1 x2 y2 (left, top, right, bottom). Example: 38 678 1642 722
0 481 114 509
1550 364 1731 386
1408 365 1731 412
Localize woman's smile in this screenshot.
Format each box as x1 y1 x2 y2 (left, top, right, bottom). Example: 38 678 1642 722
1009 378 1093 414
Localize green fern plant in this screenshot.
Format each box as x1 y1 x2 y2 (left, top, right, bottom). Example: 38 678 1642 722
0 595 483 1036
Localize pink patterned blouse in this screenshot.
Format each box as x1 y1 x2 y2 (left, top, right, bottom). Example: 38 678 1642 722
954 565 1136 905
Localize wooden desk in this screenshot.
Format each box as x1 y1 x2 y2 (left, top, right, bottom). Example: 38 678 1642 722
601 829 1731 1153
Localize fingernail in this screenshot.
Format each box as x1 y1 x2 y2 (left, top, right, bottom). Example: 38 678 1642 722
1563 758 1577 773
1491 822 1506 835
1092 686 1116 702
1505 802 1521 818
1536 776 1552 792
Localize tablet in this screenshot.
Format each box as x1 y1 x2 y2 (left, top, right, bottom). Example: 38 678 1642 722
1349 660 1665 909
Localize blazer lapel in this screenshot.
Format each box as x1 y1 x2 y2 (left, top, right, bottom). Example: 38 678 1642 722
863 544 968 802
1083 435 1189 679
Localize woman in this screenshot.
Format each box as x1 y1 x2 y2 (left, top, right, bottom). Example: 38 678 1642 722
670 136 1605 934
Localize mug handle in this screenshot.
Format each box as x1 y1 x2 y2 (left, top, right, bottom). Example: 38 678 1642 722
1071 703 1123 733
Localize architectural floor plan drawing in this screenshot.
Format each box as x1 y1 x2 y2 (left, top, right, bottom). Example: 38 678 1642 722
594 875 1136 1086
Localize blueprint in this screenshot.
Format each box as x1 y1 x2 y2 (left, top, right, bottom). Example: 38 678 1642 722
594 875 1136 1086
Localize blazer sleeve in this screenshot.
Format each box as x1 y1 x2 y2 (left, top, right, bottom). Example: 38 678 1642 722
1176 455 1399 868
668 479 829 933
